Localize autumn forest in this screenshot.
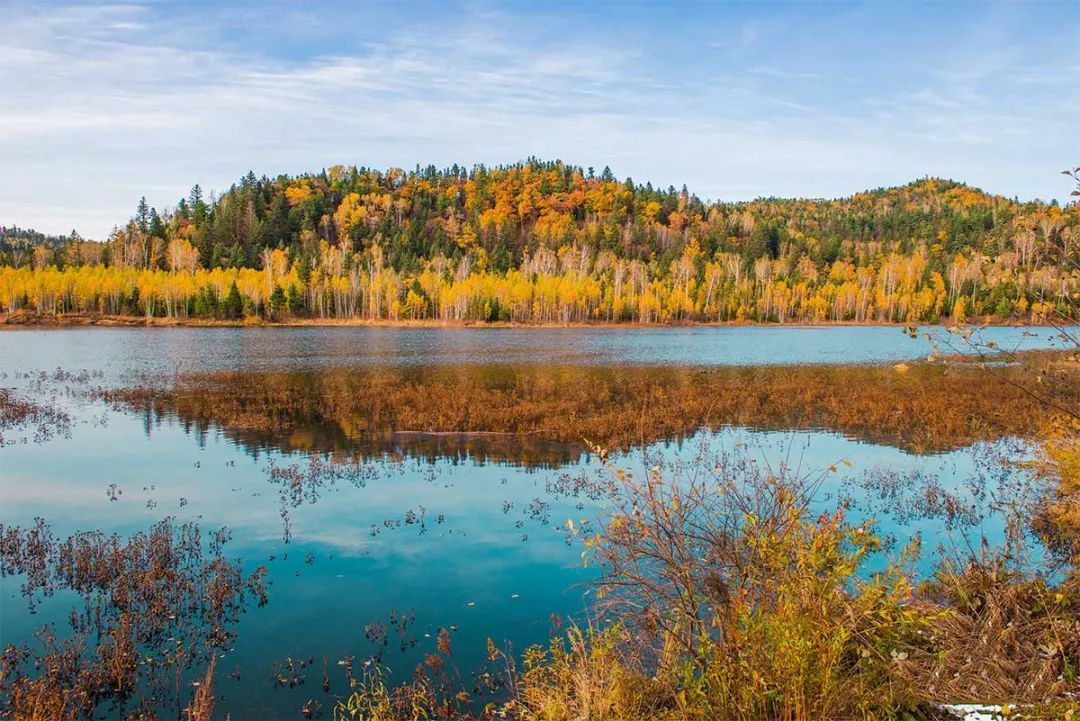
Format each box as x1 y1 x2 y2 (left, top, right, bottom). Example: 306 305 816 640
2 159 1078 324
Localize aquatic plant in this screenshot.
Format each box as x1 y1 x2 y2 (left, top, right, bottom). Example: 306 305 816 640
0 388 72 446
100 352 1080 468
0 519 267 720
322 433 1080 720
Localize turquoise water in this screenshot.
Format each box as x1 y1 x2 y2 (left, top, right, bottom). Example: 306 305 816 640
0 326 1055 718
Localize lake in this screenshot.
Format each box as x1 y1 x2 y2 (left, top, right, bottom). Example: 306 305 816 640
0 325 1069 719
0 324 1066 373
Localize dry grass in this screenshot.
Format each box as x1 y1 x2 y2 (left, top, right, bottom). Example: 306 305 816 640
101 353 1080 465
0 520 266 721
897 562 1080 705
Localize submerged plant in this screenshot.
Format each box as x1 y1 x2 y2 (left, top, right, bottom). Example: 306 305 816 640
0 519 267 721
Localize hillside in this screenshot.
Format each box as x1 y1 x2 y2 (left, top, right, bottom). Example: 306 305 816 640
0 226 81 259
2 160 1077 324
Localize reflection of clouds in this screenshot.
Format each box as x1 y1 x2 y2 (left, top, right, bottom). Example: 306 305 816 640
2 381 1033 713
4 398 1010 583
0 477 106 505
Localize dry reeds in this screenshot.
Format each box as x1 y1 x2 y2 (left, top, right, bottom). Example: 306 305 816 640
101 353 1080 466
0 520 266 721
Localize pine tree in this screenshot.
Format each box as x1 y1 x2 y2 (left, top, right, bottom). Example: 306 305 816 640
149 209 165 239
136 197 150 234
189 185 207 225
269 284 287 319
286 283 305 315
223 282 243 319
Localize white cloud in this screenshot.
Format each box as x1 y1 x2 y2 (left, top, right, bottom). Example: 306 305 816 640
0 1 1077 238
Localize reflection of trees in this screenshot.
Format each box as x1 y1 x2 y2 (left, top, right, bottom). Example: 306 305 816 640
104 358 1080 466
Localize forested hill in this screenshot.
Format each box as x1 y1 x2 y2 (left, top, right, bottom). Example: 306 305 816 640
2 160 1078 324
75 162 1077 270
0 226 81 258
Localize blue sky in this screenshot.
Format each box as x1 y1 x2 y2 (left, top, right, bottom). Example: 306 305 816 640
3 0 1078 238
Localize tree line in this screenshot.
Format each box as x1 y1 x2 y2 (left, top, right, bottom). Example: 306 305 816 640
2 160 1077 323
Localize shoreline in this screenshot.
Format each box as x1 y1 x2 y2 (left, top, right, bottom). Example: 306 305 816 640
0 312 1049 330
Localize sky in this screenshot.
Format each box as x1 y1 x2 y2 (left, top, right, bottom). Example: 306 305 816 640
2 0 1079 239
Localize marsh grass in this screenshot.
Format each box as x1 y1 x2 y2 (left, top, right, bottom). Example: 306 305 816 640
0 387 72 445
101 353 1080 466
324 439 1079 721
5 331 1079 719
504 325 1080 720
0 520 266 721
897 560 1080 705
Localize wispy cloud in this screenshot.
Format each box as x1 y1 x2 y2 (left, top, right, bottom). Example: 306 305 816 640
1 0 1077 237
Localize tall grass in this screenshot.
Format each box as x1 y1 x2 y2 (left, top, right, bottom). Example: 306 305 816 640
332 437 1080 720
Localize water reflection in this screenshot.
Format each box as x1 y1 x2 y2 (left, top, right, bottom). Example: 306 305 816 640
1 325 1071 374
1 333 1071 719
102 359 1076 465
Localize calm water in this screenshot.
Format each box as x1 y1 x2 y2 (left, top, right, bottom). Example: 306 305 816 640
0 326 1057 719
0 324 1068 376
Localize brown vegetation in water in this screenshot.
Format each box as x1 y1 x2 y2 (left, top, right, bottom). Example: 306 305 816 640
0 519 267 721
5 325 1078 719
326 327 1080 720
0 388 72 445
100 352 1080 465
324 443 1080 720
